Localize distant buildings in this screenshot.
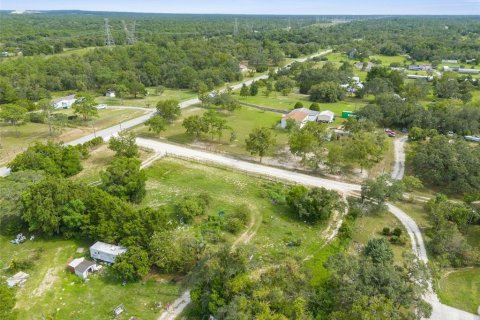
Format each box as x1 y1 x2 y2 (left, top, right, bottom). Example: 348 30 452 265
407 74 433 81
52 94 76 109
442 59 458 64
90 241 127 264
443 66 479 74
408 64 432 72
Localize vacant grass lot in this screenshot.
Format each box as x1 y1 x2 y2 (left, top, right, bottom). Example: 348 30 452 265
95 88 198 108
135 106 287 157
0 108 149 165
0 236 179 320
143 157 336 275
437 268 480 313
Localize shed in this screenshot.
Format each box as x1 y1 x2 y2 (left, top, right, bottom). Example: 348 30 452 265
90 241 127 264
105 90 116 98
68 257 98 279
7 271 29 288
52 94 76 109
458 68 480 75
317 110 335 123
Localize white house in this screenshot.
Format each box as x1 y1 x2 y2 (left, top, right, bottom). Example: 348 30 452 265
443 66 460 72
317 110 335 123
239 64 249 73
105 90 116 98
442 59 458 64
458 68 480 75
68 257 98 279
90 241 127 264
408 64 432 72
7 271 29 288
407 74 433 81
52 94 76 109
280 108 319 129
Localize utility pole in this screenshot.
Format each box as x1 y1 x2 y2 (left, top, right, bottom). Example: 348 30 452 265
122 20 136 45
233 18 239 37
104 18 115 48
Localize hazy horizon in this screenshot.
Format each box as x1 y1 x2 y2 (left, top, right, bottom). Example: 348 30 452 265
2 0 479 15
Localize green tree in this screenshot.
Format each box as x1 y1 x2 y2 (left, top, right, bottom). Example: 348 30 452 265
275 76 295 95
309 102 320 111
183 115 208 140
342 132 386 173
361 175 405 211
72 93 98 121
127 80 146 98
0 104 27 137
364 238 394 264
145 115 167 135
100 157 146 203
288 122 327 168
156 99 180 123
402 176 423 192
38 98 55 137
240 84 249 97
108 130 139 158
249 81 259 96
245 127 276 162
286 185 342 223
112 246 150 281
9 141 82 177
309 81 345 103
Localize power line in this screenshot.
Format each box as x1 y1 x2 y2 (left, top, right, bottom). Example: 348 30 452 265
104 18 115 48
233 18 239 37
122 20 136 45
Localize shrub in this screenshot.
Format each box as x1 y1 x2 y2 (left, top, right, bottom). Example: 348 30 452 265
392 227 402 237
294 102 304 109
382 227 391 236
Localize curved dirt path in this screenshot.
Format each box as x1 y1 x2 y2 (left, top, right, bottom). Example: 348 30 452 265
141 138 479 320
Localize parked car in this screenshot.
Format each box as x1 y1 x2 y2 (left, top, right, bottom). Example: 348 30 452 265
95 104 107 109
464 135 480 142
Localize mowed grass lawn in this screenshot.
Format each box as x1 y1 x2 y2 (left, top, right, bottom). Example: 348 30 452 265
0 108 149 165
135 106 287 157
437 268 480 313
348 212 411 264
95 88 198 108
234 91 366 125
0 236 179 320
143 157 336 275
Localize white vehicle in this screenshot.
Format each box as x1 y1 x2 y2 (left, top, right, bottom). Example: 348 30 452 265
95 104 107 109
464 135 480 142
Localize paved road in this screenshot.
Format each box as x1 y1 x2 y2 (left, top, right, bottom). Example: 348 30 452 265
0 50 332 178
139 137 478 320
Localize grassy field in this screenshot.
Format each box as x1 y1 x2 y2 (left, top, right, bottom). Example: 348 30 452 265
437 268 480 313
348 211 411 264
234 92 366 124
95 88 198 108
135 105 287 157
0 108 149 165
0 236 179 320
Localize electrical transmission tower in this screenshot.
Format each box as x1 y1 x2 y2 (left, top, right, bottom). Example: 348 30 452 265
122 20 136 45
104 18 115 47
233 18 239 37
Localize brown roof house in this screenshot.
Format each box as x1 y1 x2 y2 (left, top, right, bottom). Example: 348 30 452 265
280 108 319 129
68 257 98 279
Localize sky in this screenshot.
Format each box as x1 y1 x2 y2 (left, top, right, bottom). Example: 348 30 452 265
1 0 479 15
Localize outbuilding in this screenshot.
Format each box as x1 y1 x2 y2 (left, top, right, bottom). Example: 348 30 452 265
90 241 127 264
105 90 116 98
52 94 76 109
68 257 98 279
317 110 335 123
